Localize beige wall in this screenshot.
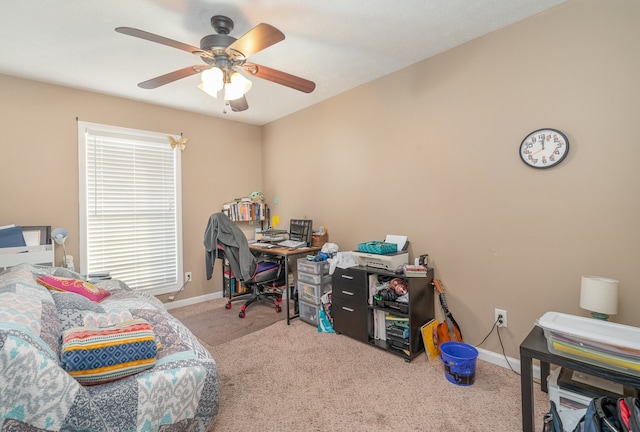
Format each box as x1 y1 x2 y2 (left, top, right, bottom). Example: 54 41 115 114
0 76 262 300
262 0 640 357
1 0 638 359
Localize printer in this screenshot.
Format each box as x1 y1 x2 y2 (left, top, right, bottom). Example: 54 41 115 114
352 235 410 271
351 250 408 272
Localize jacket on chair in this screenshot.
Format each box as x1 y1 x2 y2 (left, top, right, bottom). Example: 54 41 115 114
204 212 256 281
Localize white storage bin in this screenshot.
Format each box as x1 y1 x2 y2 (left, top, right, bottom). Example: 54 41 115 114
297 280 332 305
297 258 329 275
536 311 640 376
299 300 320 326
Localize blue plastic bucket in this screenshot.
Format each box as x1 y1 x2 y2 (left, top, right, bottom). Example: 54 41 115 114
440 341 478 386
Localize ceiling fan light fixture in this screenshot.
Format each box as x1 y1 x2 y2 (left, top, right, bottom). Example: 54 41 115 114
201 67 223 89
225 72 252 101
198 82 218 98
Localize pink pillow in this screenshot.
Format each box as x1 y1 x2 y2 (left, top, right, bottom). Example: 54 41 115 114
37 276 111 302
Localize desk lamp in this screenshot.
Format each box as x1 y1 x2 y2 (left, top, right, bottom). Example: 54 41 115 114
579 275 619 320
51 228 68 268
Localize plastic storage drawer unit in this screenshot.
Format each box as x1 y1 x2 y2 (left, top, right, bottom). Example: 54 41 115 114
299 300 320 326
297 280 332 305
297 258 329 275
298 271 332 285
536 311 640 376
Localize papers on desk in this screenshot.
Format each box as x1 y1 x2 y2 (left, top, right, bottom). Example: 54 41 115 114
252 242 278 248
277 239 306 249
327 251 358 275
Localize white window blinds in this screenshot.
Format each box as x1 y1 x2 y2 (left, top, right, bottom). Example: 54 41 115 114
78 121 183 294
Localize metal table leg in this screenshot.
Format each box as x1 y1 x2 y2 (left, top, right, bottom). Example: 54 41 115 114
285 255 291 324
520 348 535 432
285 255 300 324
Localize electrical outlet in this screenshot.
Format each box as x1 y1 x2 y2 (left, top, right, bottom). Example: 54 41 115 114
495 308 507 328
185 272 192 283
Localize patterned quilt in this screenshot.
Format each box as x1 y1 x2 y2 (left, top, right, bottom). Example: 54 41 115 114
0 264 219 431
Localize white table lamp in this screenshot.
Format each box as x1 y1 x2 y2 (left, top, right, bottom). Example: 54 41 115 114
579 275 619 320
51 227 68 268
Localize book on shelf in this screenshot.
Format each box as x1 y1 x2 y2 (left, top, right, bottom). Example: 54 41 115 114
384 314 408 322
421 318 440 361
373 309 387 341
222 198 267 222
384 314 409 328
403 264 428 277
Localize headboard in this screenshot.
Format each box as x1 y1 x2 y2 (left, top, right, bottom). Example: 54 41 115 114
0 225 55 270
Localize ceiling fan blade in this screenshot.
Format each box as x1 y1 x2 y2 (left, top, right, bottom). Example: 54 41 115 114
229 96 249 112
115 27 209 58
226 23 284 58
138 65 209 89
243 63 315 93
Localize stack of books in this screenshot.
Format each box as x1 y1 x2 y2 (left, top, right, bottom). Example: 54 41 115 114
385 314 410 354
403 264 428 277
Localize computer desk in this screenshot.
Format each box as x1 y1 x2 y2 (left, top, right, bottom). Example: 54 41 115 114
249 244 321 325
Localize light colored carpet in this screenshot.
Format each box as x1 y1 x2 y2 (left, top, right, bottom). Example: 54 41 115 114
172 298 549 432
173 296 286 346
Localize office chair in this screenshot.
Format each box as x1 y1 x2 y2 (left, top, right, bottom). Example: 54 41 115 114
224 253 285 318
204 212 285 318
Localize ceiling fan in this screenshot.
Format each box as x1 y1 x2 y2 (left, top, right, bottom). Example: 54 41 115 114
115 15 316 112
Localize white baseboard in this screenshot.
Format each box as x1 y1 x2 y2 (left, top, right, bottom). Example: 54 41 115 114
162 294 540 381
162 291 224 310
477 346 541 380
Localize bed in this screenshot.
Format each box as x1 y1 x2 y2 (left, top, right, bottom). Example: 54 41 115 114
0 263 219 431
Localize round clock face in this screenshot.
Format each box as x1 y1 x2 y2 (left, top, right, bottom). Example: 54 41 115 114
519 128 569 169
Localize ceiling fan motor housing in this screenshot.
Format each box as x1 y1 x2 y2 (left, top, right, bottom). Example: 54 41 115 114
200 34 236 52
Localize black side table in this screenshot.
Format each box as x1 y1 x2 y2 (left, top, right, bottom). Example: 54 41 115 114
520 326 640 432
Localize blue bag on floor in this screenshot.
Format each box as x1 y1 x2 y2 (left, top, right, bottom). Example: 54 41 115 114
317 308 334 333
544 396 640 432
573 396 620 432
543 401 564 432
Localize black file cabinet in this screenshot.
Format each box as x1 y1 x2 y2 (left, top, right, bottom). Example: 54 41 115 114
332 267 369 342
332 266 435 362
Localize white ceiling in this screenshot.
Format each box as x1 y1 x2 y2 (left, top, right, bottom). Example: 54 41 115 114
1 0 566 126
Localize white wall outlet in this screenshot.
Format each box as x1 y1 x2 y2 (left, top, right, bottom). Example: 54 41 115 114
185 272 192 283
495 308 507 328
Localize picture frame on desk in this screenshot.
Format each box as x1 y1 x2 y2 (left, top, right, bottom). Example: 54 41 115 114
22 226 51 246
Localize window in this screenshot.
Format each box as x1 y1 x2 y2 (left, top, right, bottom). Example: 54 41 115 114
78 121 183 295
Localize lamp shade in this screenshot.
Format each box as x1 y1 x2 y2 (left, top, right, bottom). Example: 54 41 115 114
51 228 68 245
224 72 252 101
580 275 619 319
199 67 224 98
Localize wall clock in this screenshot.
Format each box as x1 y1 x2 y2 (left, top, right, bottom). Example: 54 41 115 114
519 128 569 169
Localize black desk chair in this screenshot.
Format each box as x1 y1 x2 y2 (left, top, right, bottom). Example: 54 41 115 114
221 244 285 318
205 212 286 318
